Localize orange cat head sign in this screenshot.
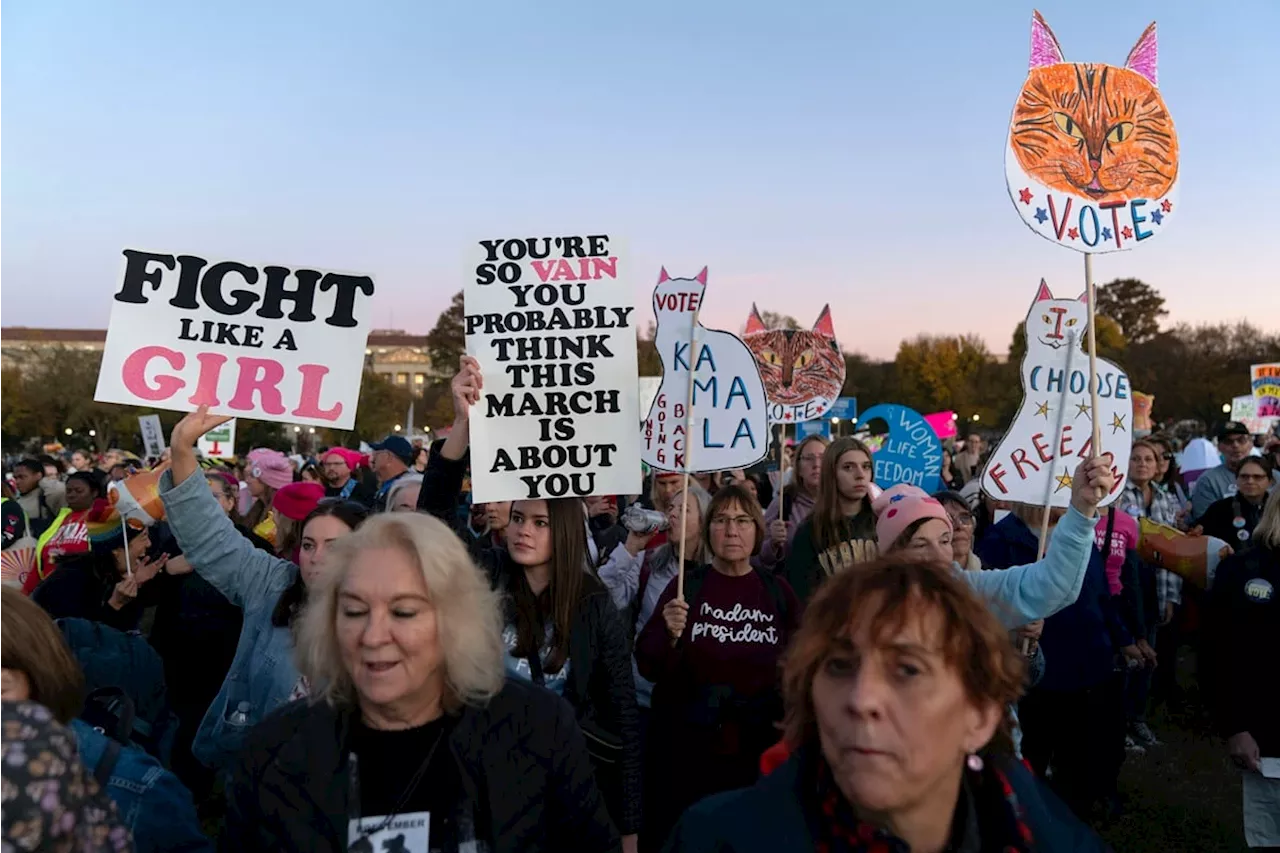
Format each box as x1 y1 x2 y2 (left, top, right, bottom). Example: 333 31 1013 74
1006 12 1179 253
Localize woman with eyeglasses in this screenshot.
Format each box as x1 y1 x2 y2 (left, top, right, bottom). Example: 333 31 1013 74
151 406 370 772
1199 456 1274 550
635 484 801 851
756 435 828 572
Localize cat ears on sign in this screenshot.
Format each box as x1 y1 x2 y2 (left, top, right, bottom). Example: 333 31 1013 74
1032 279 1088 305
1028 10 1159 85
745 304 766 335
742 304 837 337
657 266 708 285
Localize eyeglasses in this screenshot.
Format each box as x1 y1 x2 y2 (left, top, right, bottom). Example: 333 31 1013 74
710 515 755 529
947 511 975 527
1238 473 1270 482
798 454 824 464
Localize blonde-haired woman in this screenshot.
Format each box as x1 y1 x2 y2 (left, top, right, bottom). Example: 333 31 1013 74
223 512 619 853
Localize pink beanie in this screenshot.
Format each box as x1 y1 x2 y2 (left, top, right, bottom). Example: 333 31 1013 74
873 484 953 550
246 448 294 491
324 447 365 470
272 481 325 521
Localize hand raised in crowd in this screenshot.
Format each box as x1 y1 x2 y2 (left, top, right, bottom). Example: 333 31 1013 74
585 495 618 525
1228 731 1261 773
109 576 140 610
452 356 484 423
1068 455 1116 517
768 518 788 546
663 597 689 646
171 404 234 448
624 529 657 557
132 553 168 585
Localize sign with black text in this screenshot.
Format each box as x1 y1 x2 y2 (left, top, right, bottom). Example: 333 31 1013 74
465 235 641 502
95 249 375 429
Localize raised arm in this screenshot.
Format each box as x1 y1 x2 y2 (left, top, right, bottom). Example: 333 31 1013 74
964 456 1114 628
417 356 480 522
161 407 295 608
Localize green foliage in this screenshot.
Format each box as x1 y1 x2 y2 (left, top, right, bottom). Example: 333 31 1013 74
1096 278 1168 345
892 334 993 418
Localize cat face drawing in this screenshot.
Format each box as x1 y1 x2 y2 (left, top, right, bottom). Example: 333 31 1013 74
1025 280 1086 352
744 305 845 416
1008 12 1177 207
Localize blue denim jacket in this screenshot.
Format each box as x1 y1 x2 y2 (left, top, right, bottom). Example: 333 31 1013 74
158 469 302 770
70 720 212 853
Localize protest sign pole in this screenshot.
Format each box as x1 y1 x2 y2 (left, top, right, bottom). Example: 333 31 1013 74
676 310 702 603
120 517 133 578
1035 329 1077 562
779 425 789 521
1084 253 1103 455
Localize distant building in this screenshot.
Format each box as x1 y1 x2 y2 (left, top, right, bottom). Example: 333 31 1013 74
0 327 437 386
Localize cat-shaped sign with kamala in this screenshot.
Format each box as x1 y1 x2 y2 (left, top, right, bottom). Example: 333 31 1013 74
981 280 1132 507
641 268 769 473
743 304 846 424
1006 12 1178 253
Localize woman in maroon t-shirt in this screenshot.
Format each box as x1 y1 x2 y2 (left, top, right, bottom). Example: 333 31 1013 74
636 483 800 851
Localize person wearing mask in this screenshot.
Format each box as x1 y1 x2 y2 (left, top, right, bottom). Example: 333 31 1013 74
976 502 1138 821
223 512 619 852
153 407 370 771
24 471 103 593
662 559 1107 852
1191 422 1279 523
418 358 641 848
1208 488 1280 849
1198 456 1273 550
599 485 713 739
786 438 877 601
369 435 415 512
1 700 134 853
320 447 374 505
1 588 211 853
241 448 294 545
11 458 67 533
30 501 168 631
636 484 801 851
757 435 827 572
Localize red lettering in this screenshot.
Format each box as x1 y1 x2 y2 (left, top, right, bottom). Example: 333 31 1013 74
1031 433 1053 463
1047 194 1073 240
1012 448 1040 479
121 346 185 401
988 463 1009 495
1099 200 1126 248
1059 425 1074 459
187 353 227 406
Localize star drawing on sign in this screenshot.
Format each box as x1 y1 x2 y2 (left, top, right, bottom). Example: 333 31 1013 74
1067 227 1079 240
1034 400 1051 419
1161 199 1173 212
1150 209 1164 225
1034 208 1048 224
1101 227 1113 241
1121 226 1134 240
1054 471 1073 493
1019 187 1034 204
1111 413 1127 433
1075 400 1091 419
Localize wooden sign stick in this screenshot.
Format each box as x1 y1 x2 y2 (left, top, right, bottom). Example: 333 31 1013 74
1036 328 1078 561
779 424 789 523
1083 253 1103 455
676 307 703 603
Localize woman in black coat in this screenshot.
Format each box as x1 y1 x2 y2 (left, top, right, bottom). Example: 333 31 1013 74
417 358 641 849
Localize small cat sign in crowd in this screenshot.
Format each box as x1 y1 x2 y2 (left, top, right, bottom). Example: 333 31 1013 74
7 10 1280 853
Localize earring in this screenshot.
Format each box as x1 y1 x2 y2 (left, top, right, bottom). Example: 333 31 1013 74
966 753 984 772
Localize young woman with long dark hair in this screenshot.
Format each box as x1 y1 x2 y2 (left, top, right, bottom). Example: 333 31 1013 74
417 357 641 851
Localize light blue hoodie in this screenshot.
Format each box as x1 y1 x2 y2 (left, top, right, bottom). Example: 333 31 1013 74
158 469 302 770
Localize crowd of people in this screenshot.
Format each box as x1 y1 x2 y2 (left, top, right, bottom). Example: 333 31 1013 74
2 363 1278 852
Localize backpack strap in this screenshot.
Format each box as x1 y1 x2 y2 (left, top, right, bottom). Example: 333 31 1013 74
93 740 122 789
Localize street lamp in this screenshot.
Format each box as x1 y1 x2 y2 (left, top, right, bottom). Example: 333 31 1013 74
1222 403 1232 415
293 426 302 434
308 427 316 435
972 414 981 422
951 413 959 422
88 430 96 437
394 424 402 432
64 428 73 436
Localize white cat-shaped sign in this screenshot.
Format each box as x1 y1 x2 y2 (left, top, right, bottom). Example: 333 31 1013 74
982 280 1132 508
641 268 769 473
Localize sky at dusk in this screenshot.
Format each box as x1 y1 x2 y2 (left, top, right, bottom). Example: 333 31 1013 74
3 0 1277 359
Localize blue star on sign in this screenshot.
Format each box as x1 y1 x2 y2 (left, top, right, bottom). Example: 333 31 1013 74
1151 209 1164 225
1034 208 1048 224
1101 227 1113 241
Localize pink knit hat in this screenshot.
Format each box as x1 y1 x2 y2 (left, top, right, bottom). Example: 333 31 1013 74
323 447 365 470
272 481 325 521
245 448 294 491
872 484 953 550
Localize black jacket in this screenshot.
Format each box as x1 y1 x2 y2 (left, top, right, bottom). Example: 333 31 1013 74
662 747 1109 853
1208 543 1280 754
419 446 642 835
31 555 155 632
224 680 620 853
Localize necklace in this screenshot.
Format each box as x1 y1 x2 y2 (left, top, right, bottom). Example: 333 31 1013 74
349 724 446 845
